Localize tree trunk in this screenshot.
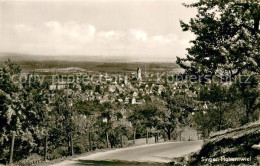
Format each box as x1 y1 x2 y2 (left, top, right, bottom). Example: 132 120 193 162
133 129 136 145
106 132 109 148
70 135 74 156
120 135 123 148
146 130 148 144
88 132 92 151
9 131 15 164
44 136 47 161
167 130 171 140
218 110 223 131
245 106 250 124
68 136 70 156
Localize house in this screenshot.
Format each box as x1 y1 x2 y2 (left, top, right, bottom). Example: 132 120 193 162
108 85 116 93
133 91 138 97
117 99 123 103
125 97 129 104
49 84 66 90
131 97 136 104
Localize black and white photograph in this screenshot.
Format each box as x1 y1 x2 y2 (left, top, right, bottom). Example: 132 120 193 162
0 0 259 165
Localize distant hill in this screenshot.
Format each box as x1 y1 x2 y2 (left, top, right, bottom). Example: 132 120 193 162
0 52 176 63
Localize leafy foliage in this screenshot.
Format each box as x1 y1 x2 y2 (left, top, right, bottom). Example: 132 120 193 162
177 0 260 79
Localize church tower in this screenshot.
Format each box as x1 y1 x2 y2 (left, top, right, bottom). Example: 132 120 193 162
137 68 142 81
124 73 128 85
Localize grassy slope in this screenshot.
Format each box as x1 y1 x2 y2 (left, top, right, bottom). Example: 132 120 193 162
188 122 260 165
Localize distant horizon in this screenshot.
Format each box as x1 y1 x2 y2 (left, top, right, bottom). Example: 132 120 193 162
0 52 178 63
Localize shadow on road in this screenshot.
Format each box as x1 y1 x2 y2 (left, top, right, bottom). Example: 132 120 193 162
74 160 173 166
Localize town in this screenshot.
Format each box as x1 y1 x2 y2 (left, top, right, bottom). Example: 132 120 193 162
1 0 259 165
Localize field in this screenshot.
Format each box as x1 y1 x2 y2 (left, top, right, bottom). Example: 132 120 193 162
0 52 182 73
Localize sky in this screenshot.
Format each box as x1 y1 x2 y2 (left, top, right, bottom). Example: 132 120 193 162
0 0 197 61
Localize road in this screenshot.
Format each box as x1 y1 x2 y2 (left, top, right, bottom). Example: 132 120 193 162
49 140 203 166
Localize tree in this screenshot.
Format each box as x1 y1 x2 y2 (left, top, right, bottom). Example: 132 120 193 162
0 60 50 162
198 83 232 131
177 0 260 80
21 74 52 160
127 106 143 142
161 92 194 140
231 76 260 124
0 60 31 162
128 103 162 142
